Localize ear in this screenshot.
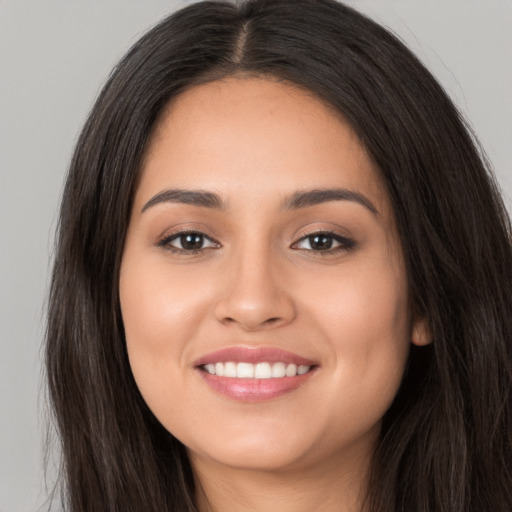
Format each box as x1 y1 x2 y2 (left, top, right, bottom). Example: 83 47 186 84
411 317 432 346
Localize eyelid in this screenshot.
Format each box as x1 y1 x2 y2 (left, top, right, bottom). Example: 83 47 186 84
156 227 221 253
290 229 356 253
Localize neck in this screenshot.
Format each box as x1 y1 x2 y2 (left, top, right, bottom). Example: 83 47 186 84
190 446 373 512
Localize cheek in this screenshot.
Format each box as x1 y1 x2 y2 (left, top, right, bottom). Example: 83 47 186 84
301 256 411 409
119 254 211 413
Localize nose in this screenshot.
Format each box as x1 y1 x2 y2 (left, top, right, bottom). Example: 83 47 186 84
213 247 296 331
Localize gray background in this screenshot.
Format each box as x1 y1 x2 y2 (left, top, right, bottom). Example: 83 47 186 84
1 1 511 510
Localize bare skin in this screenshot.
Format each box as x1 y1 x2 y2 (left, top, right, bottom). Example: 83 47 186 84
119 77 430 512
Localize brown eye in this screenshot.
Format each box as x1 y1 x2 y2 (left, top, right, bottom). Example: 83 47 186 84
176 233 206 250
307 234 334 251
158 231 219 252
293 232 355 253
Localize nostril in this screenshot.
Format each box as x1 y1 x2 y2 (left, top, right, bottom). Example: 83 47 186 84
220 315 285 329
214 288 297 330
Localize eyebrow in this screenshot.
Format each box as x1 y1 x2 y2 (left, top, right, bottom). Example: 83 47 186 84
141 187 379 215
141 189 226 213
282 188 379 215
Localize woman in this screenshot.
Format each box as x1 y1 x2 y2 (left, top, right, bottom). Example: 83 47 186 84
45 1 512 511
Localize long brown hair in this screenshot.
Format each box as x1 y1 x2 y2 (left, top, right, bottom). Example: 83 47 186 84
46 1 512 510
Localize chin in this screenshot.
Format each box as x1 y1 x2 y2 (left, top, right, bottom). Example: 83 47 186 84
187 435 314 473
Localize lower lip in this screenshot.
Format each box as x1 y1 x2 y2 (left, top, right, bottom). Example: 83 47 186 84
197 369 316 402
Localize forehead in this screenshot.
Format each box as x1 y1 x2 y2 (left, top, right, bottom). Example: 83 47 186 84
137 77 389 215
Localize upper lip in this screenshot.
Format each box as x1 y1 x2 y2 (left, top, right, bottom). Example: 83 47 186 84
193 346 317 367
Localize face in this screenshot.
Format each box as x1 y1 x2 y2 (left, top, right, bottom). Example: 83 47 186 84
119 77 427 475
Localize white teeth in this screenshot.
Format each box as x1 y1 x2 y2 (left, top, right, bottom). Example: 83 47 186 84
254 362 272 379
297 365 310 375
237 362 255 378
271 362 286 378
224 362 237 378
285 363 297 377
203 361 312 378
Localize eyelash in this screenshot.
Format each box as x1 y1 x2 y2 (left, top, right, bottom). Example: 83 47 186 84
157 230 220 255
157 230 355 255
291 231 356 254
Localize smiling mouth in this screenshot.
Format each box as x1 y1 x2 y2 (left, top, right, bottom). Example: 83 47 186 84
201 361 312 379
194 346 318 401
